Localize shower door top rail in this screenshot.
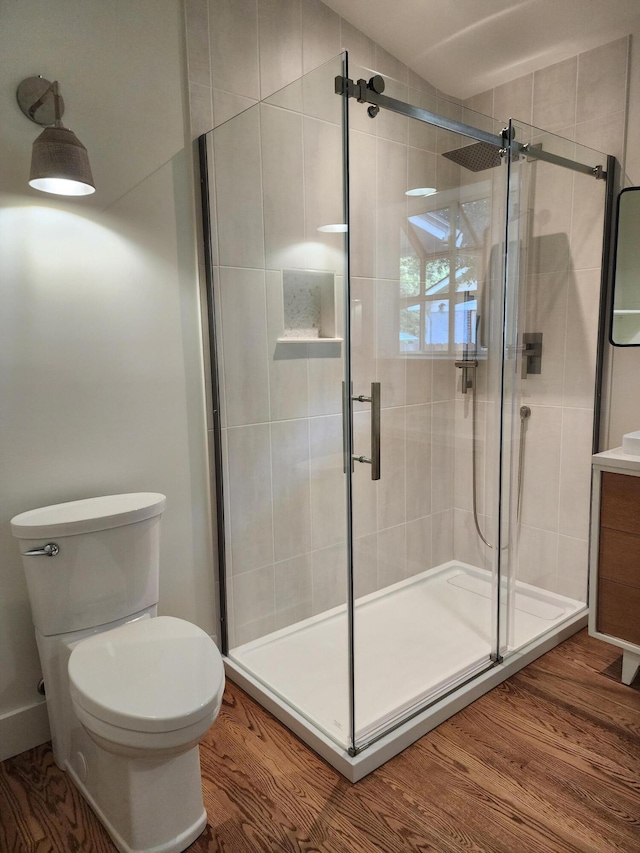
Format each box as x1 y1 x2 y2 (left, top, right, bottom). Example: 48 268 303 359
335 74 606 180
335 74 505 148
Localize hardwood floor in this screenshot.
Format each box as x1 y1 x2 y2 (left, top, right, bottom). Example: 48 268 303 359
1 630 639 852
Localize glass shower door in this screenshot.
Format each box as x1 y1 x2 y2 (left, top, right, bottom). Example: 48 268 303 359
347 87 511 749
499 119 608 656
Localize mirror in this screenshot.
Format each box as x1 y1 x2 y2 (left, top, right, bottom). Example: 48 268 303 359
611 187 640 346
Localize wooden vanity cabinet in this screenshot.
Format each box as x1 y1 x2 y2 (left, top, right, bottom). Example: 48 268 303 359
596 472 640 645
590 452 640 685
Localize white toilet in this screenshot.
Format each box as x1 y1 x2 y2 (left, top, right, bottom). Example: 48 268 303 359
11 493 225 853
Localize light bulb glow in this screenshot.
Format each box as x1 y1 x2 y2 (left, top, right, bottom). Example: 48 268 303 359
317 223 348 233
29 177 96 196
405 187 437 197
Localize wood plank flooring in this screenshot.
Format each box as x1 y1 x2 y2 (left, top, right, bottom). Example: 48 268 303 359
1 630 639 852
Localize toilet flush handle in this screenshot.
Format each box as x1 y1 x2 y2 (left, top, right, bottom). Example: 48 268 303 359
22 543 59 557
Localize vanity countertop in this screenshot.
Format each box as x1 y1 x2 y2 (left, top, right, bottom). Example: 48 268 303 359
593 447 640 473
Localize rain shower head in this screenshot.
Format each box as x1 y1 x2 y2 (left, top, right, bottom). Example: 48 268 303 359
442 141 502 172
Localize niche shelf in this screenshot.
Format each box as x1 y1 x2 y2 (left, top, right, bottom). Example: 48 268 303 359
277 269 342 344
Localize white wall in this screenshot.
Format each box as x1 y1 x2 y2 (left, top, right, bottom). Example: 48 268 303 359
0 1 214 760
607 27 640 448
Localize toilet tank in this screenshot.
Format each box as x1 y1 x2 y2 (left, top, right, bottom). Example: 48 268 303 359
11 494 166 636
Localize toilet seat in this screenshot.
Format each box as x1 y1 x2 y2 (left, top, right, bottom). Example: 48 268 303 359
71 699 219 755
68 616 225 739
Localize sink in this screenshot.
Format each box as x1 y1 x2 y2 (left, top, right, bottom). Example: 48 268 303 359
622 430 640 455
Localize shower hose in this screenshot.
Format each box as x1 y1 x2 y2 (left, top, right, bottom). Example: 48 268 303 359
471 374 531 550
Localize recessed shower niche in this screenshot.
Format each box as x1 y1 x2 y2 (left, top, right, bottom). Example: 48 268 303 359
278 269 341 343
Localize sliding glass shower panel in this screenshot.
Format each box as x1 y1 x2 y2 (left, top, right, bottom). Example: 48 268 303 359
348 88 510 748
500 119 608 655
209 55 352 748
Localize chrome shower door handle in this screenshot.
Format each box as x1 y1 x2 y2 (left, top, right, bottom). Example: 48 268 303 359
352 382 381 481
370 381 380 480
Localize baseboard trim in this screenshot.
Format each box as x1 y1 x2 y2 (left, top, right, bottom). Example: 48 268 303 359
0 700 50 761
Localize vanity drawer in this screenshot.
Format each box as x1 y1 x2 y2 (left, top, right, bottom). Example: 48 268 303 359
597 578 640 646
600 471 640 535
598 527 640 588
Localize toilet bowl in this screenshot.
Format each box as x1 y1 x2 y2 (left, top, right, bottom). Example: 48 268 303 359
69 615 225 757
11 494 224 853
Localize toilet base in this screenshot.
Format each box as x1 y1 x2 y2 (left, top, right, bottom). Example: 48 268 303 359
65 732 208 853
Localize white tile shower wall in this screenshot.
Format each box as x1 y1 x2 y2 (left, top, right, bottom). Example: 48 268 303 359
275 552 313 628
219 266 270 426
460 36 630 600
258 0 303 99
226 423 274 576
213 106 264 269
309 414 347 550
312 541 347 615
266 271 310 421
271 418 313 562
261 105 306 271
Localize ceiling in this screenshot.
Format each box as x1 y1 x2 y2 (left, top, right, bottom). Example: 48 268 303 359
325 0 640 99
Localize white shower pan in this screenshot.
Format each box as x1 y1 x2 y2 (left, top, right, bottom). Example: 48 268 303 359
226 561 586 781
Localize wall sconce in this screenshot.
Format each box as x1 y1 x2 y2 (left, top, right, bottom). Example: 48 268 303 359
16 76 95 196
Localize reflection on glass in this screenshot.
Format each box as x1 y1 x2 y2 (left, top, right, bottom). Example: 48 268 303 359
611 187 640 346
400 188 491 353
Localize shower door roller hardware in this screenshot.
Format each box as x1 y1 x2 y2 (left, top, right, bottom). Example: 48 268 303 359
455 359 478 394
335 75 385 104
22 542 59 557
351 382 381 481
523 142 542 163
522 332 543 378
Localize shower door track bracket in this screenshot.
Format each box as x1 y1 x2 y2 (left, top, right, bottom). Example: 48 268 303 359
335 75 606 179
519 143 605 179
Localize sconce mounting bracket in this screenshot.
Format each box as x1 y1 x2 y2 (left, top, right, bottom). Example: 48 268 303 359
17 76 65 127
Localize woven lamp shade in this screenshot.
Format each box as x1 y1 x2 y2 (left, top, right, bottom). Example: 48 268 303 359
29 126 95 196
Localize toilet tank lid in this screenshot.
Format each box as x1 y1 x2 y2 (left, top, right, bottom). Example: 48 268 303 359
10 493 166 538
